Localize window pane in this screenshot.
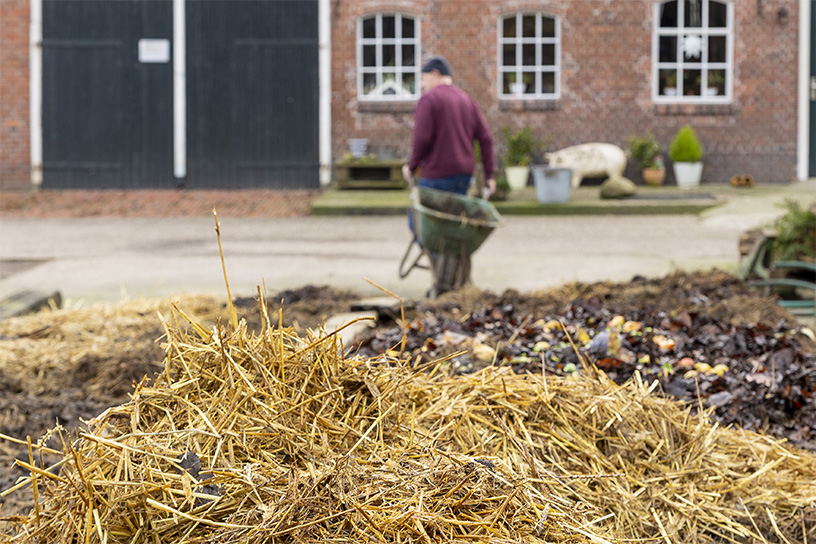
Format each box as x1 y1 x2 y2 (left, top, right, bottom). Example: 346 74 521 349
708 35 726 62
362 17 376 38
660 69 678 95
659 36 677 62
363 73 376 95
522 44 536 66
362 45 376 67
541 17 555 38
503 44 516 67
503 16 516 38
502 72 517 94
382 44 395 67
541 43 555 65
706 69 725 95
541 72 555 94
382 16 395 38
403 73 416 94
402 44 415 66
402 16 415 38
684 0 702 28
709 1 727 27
522 15 536 38
522 72 535 94
659 1 678 28
683 68 701 96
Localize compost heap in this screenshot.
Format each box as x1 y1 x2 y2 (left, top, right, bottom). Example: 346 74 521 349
2 296 816 543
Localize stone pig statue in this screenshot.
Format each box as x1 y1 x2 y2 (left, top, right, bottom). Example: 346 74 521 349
545 143 627 188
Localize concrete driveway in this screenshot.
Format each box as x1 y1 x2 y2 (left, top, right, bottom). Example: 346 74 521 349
0 180 812 306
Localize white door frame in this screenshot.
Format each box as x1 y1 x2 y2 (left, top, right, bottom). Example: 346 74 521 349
319 0 331 186
798 0 812 180
31 0 332 188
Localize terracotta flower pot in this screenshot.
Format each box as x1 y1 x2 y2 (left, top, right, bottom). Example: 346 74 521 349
642 167 666 186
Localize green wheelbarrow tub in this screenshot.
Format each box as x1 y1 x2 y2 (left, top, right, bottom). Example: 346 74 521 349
412 187 502 256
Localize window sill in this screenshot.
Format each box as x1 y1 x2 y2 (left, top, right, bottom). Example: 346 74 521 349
499 99 559 112
652 103 736 116
358 100 417 113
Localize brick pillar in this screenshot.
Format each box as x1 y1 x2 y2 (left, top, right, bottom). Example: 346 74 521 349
0 0 32 190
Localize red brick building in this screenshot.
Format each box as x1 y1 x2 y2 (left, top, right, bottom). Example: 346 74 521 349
332 0 811 185
0 0 812 189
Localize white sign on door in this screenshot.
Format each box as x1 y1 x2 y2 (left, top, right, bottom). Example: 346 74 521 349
138 39 171 63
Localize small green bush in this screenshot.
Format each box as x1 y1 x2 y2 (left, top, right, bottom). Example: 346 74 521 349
628 133 663 169
771 200 816 261
501 127 537 167
669 125 703 163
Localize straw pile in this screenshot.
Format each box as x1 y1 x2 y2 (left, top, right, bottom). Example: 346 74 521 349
3 301 816 544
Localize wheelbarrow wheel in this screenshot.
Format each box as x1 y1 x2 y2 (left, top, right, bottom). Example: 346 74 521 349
430 251 471 297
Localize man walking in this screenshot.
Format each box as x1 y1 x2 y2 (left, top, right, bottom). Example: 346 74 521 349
402 56 495 195
402 56 496 296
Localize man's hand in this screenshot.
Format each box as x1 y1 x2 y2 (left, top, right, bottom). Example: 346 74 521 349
485 178 496 197
401 164 414 185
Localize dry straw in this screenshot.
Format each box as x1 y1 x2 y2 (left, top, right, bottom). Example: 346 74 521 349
2 299 815 543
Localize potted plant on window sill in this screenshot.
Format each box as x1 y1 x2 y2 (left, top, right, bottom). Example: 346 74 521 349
501 126 537 190
506 73 527 95
669 125 704 189
628 132 665 186
662 71 678 96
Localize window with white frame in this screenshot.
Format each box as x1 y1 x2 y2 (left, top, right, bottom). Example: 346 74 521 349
358 13 420 100
654 0 732 101
499 13 560 99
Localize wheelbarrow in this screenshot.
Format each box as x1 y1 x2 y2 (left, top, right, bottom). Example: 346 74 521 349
739 230 816 319
399 186 502 297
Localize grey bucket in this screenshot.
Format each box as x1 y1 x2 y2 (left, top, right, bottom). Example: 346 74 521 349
532 166 571 204
348 139 369 158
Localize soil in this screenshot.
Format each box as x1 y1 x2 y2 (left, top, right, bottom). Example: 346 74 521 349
1 270 815 520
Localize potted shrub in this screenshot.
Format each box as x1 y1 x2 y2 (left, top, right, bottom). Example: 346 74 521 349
501 126 537 190
662 70 678 96
669 125 704 189
628 132 665 186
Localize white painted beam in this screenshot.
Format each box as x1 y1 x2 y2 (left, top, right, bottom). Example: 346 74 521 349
29 0 42 187
319 0 331 186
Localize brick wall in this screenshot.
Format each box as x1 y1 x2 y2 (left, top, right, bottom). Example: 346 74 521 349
0 1 801 189
331 0 800 183
0 0 31 190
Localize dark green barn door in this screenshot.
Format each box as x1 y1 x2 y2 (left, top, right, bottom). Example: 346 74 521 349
42 0 319 189
186 1 319 189
42 0 174 188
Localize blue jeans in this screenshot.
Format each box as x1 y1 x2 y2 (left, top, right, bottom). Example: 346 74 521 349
417 174 472 195
408 174 472 243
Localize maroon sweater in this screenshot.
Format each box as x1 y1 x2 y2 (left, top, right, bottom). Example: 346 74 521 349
407 84 495 180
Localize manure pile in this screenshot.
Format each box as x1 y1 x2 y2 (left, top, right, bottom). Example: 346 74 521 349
1 301 815 544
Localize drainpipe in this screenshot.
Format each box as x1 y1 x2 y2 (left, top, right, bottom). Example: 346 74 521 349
173 0 186 179
30 0 43 188
319 0 331 187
